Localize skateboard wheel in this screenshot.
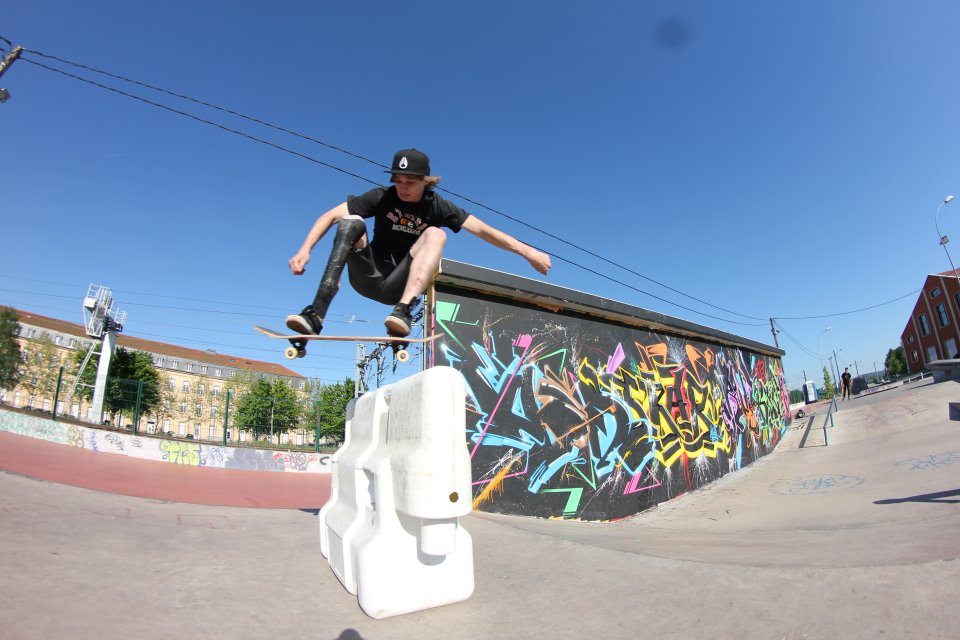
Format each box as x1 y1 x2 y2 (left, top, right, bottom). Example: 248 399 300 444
297 350 306 359
396 349 410 363
284 346 299 360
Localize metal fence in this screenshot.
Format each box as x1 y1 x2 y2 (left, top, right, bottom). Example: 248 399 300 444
4 366 336 453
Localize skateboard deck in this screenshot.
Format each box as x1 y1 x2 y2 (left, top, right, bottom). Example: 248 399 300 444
254 326 442 362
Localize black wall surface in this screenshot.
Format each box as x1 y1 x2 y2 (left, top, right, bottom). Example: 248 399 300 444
429 286 790 521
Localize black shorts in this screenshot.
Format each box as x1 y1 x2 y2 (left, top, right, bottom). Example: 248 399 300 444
346 247 411 305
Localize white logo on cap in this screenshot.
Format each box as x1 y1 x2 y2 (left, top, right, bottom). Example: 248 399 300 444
399 156 408 169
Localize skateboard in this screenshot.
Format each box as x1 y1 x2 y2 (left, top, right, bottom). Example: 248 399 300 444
254 326 442 363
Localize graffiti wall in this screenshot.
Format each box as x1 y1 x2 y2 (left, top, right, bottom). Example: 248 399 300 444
0 409 332 474
429 285 790 521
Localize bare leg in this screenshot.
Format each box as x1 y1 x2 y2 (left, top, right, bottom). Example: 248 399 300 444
398 227 446 304
383 228 446 337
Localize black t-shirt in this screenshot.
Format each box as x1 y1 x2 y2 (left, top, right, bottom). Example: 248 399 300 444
347 186 471 263
842 372 852 385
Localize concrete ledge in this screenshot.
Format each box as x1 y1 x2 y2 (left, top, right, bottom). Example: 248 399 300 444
950 402 960 421
928 359 960 382
0 408 331 473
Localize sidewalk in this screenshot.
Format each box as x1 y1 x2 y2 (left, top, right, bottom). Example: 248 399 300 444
2 378 958 639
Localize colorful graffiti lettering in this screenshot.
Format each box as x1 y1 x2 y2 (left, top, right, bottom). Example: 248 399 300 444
432 295 790 521
160 441 204 466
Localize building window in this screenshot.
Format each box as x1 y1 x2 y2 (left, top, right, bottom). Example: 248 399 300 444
298 380 305 390
212 387 220 398
167 378 175 391
229 371 236 378
937 303 950 327
955 292 960 313
927 345 939 363
163 419 171 433
170 360 178 370
208 426 216 440
178 422 186 436
911 350 919 362
215 368 223 377
179 401 187 414
156 357 165 367
194 404 202 418
70 339 77 348
211 407 218 420
55 335 63 345
164 399 172 412
907 335 915 344
182 381 190 393
201 366 207 374
919 314 930 336
932 287 942 298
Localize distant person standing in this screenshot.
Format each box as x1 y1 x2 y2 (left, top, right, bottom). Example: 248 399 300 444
841 367 852 400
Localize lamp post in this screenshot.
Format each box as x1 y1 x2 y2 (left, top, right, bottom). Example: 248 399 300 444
935 195 957 279
817 326 832 371
832 349 843 389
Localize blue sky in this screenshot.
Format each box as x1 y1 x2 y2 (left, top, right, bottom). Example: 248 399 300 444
2 1 959 389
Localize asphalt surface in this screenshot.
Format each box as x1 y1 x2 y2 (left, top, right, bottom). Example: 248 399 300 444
2 378 958 640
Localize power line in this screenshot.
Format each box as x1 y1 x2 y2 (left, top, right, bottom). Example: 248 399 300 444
772 321 821 359
18 55 383 188
5 40 923 328
12 43 765 327
772 289 920 321
27 45 764 323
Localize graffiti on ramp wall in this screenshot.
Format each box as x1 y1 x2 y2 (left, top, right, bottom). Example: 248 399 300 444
430 292 790 521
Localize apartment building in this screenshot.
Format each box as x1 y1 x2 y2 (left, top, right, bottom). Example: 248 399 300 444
900 271 960 374
5 309 310 444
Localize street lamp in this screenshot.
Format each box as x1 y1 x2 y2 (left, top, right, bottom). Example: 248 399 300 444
935 195 957 279
817 326 832 370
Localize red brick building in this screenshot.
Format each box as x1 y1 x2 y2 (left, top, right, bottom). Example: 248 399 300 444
900 270 960 374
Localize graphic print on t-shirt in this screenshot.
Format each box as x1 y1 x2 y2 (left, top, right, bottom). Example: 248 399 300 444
386 209 430 236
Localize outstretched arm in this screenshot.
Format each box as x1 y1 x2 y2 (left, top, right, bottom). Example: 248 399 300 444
288 202 350 275
461 215 552 275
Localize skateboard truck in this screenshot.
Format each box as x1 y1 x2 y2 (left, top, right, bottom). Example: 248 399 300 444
284 337 308 360
254 326 440 364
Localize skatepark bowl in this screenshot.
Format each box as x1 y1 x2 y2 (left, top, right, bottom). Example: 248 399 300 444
2 377 959 640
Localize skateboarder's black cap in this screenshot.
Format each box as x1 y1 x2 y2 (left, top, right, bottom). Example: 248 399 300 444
386 149 430 176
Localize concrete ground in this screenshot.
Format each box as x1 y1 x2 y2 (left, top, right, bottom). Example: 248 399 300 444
2 379 958 640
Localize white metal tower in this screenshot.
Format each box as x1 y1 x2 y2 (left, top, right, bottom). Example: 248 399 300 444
76 285 125 424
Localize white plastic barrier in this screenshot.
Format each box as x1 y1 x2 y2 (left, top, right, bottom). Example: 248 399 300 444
318 366 474 618
318 395 382 593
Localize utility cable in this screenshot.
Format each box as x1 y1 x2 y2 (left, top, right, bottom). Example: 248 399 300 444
772 321 822 360
18 56 382 189
772 289 920 321
12 44 765 325
6 41 920 327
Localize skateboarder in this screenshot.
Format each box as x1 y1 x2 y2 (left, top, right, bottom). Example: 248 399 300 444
841 367 852 400
286 149 552 338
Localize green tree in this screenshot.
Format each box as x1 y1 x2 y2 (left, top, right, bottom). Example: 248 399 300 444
73 346 161 422
21 334 63 409
0 307 22 391
822 366 835 399
789 388 804 404
885 347 907 376
312 378 354 444
234 377 303 444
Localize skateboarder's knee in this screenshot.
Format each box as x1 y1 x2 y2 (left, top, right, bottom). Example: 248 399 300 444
335 217 367 246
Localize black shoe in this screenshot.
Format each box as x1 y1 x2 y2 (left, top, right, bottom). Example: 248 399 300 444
286 306 324 335
384 302 413 337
